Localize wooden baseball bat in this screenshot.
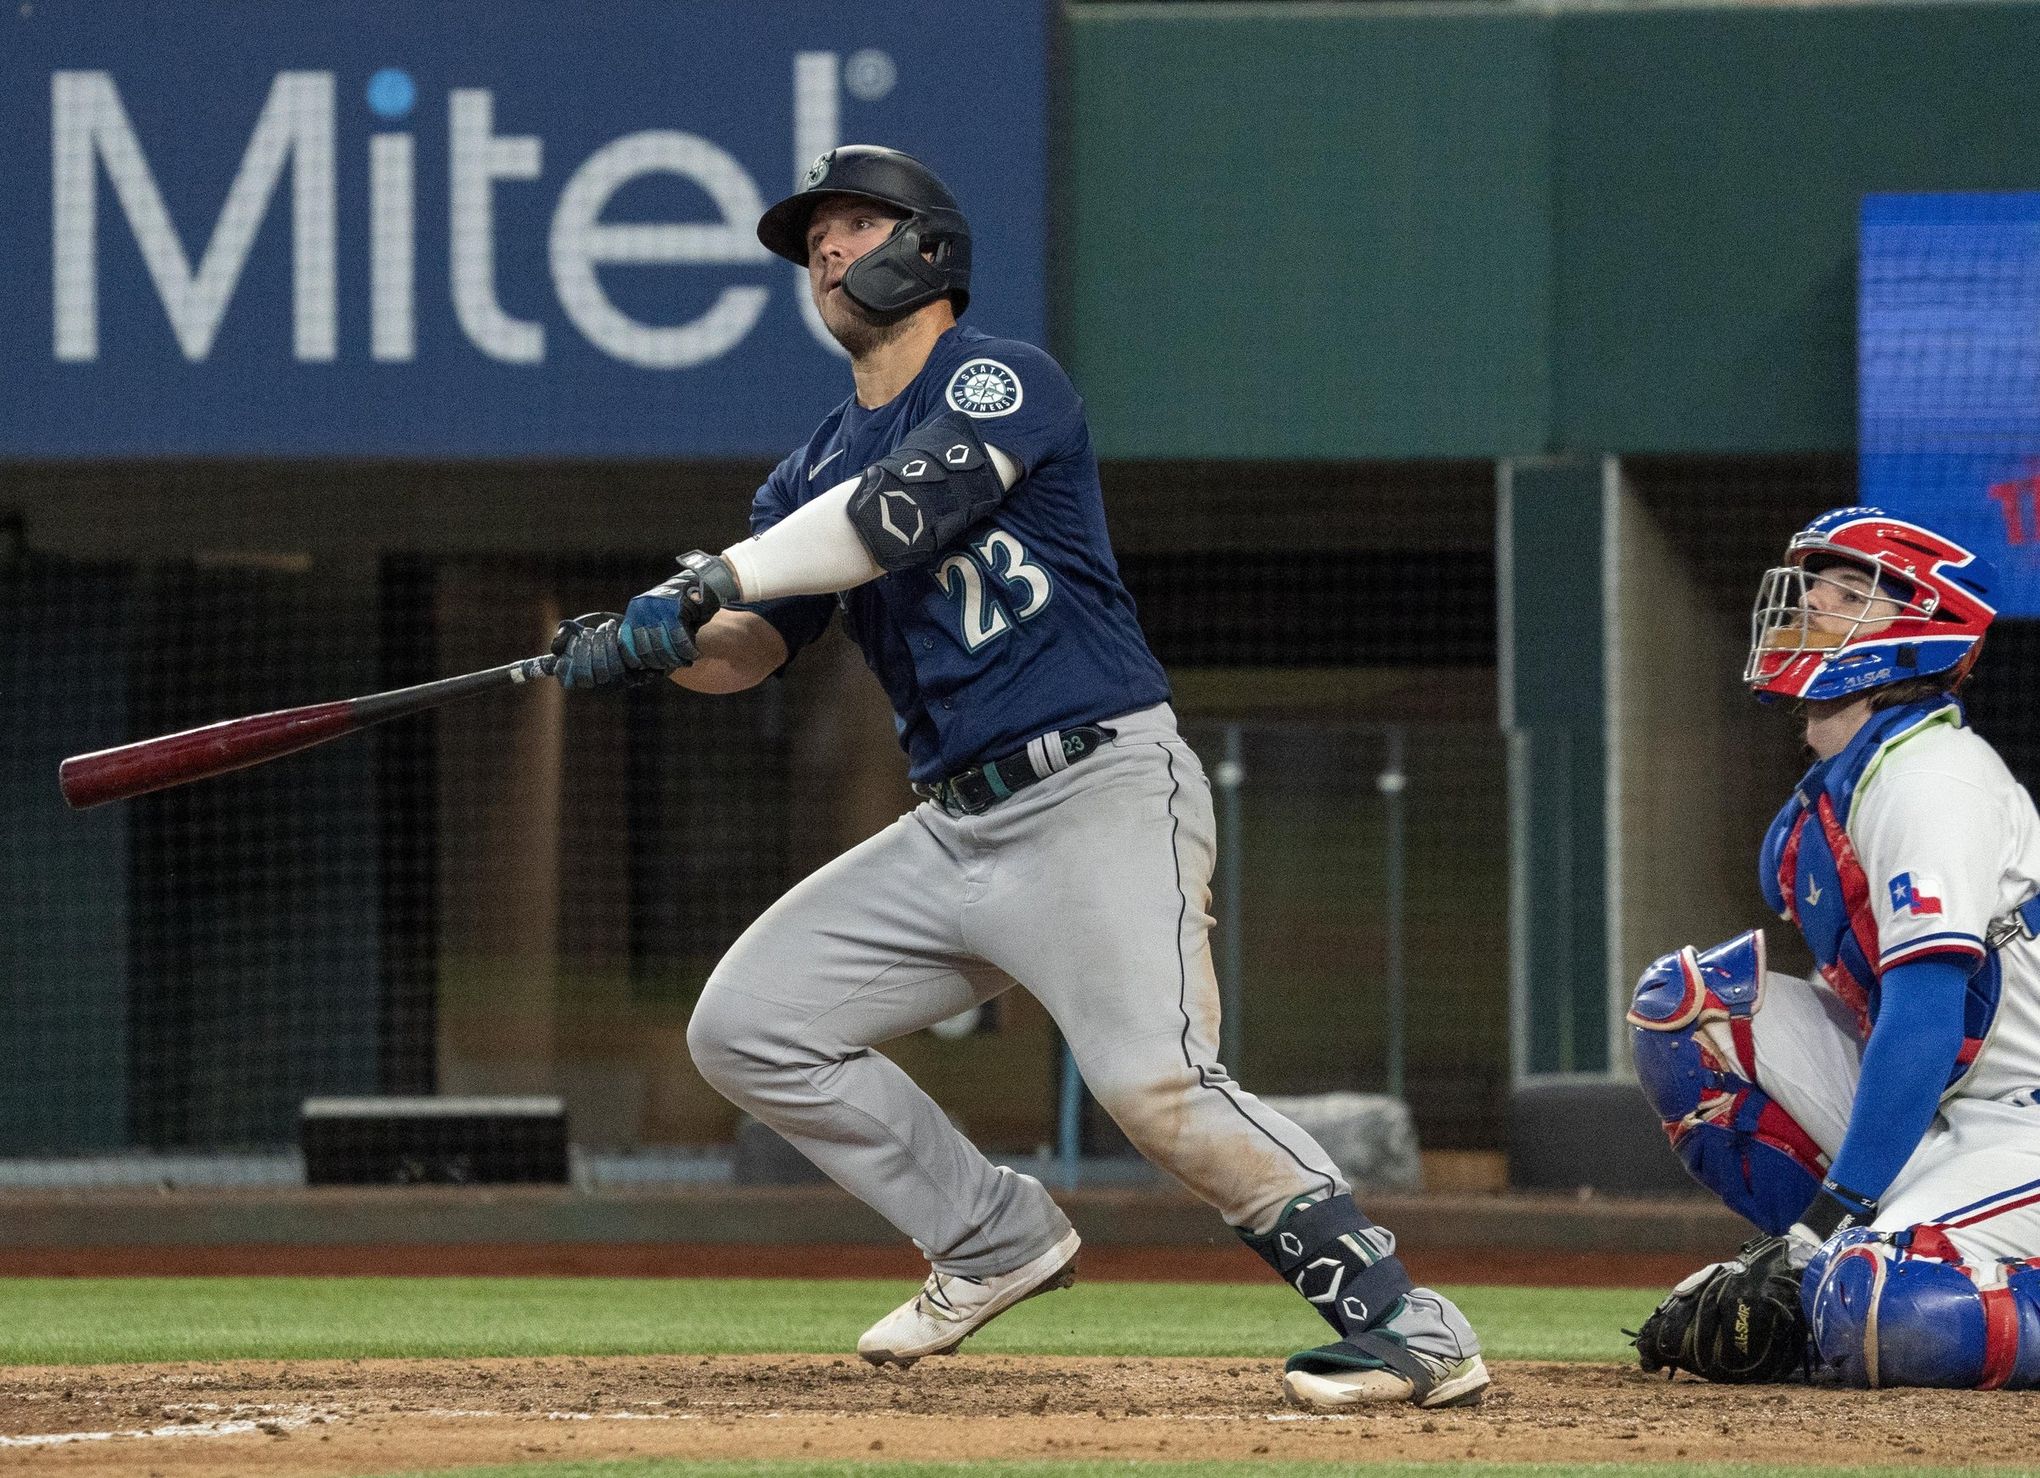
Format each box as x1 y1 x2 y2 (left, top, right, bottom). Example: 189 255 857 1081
58 653 558 810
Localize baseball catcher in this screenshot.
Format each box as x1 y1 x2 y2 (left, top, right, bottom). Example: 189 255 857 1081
1631 507 2040 1388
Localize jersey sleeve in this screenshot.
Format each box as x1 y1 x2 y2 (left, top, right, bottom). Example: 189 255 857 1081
934 338 1086 476
731 454 836 664
1824 956 1969 1205
1852 767 2004 971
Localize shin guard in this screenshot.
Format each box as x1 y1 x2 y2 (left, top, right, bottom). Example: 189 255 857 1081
1241 1193 1438 1390
1807 1226 2040 1389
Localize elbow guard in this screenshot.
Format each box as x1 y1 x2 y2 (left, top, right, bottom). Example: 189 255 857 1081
846 411 1009 572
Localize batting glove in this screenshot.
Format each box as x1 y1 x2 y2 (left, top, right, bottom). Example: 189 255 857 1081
617 552 738 673
550 612 643 690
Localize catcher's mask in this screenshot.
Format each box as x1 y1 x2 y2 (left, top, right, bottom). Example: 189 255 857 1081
1745 506 1996 702
756 145 971 321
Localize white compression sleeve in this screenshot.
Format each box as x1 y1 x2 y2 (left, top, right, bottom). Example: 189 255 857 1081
719 474 877 602
720 444 1021 602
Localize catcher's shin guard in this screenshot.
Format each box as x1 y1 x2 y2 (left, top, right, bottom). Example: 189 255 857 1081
1806 1226 2040 1389
1241 1193 1484 1406
1629 930 1825 1233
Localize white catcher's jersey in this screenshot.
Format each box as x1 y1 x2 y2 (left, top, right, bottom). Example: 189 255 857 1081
1743 710 2040 1260
1848 713 2040 1101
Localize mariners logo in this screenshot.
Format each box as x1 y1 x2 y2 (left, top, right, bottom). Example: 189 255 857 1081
946 358 1023 418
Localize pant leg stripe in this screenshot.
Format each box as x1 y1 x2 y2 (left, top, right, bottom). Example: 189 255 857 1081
1165 744 1195 1073
1160 745 1338 1199
1937 1175 2040 1225
1947 1187 2040 1230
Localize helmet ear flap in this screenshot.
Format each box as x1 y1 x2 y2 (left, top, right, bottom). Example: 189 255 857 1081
840 220 963 320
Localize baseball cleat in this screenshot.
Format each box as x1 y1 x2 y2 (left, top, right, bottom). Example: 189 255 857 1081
1282 1351 1491 1411
857 1228 1081 1367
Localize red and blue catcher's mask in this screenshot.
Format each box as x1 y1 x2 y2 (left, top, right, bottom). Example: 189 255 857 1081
1745 507 1997 702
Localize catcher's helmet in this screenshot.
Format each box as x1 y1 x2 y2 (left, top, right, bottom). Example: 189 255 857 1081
1745 506 1996 701
757 145 971 319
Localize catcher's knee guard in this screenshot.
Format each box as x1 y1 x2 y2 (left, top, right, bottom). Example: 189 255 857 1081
1806 1226 2040 1389
1628 929 1825 1234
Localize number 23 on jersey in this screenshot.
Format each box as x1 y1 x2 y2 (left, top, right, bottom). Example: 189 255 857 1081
935 528 1054 652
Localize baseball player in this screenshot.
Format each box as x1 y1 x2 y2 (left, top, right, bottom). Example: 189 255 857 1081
548 146 1487 1410
1629 506 2040 1388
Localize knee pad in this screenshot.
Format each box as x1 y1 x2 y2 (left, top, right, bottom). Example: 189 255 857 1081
1628 930 1824 1233
1806 1226 2040 1388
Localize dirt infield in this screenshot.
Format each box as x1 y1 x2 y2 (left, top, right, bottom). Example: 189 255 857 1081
0 1353 2019 1476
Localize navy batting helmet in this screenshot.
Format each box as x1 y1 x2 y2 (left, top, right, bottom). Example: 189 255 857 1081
757 145 971 318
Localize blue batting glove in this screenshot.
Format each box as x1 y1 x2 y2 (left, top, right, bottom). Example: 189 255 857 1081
617 552 737 672
617 576 697 673
550 612 635 690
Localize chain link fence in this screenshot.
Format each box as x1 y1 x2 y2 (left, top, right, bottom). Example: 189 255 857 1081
1 459 1507 1188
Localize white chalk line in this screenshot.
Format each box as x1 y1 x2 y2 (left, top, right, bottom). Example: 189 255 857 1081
1 1401 1353 1447
0 1410 320 1443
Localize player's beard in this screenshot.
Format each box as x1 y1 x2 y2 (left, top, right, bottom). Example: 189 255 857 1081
819 289 911 359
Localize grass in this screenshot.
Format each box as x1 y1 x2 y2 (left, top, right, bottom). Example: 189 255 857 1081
0 1279 2004 1478
0 1278 1656 1366
361 1462 2040 1478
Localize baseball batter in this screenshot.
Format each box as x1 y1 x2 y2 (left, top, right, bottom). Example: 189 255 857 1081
548 146 1487 1410
1630 507 2040 1388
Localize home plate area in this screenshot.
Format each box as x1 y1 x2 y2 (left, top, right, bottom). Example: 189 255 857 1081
0 1355 2021 1476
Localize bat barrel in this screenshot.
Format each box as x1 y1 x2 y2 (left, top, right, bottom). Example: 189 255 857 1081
58 702 358 810
56 653 559 811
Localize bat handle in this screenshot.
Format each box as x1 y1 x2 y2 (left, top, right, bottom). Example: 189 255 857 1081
510 654 559 683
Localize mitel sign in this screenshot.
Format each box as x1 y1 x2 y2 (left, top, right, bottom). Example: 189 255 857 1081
52 70 804 371
2 3 1048 456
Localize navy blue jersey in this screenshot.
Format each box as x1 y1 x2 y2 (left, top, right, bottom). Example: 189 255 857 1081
743 325 1170 783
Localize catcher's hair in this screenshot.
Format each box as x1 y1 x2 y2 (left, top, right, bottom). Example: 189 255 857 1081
1867 670 1969 711
1789 663 1973 726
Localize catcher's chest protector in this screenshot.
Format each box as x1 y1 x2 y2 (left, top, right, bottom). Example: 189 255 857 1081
1762 699 1992 1087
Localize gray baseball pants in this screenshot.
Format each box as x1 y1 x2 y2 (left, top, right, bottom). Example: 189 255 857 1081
687 702 1349 1278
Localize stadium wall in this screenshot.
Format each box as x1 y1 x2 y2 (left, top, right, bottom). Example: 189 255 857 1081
1062 0 2040 1084
6 0 2030 1183
1064 0 2040 459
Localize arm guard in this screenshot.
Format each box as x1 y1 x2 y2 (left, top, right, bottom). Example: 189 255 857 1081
846 411 1009 572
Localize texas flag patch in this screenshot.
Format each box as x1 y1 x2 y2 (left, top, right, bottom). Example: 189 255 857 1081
1888 872 1945 916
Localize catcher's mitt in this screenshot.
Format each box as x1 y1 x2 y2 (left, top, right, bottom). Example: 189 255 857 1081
1630 1234 1810 1383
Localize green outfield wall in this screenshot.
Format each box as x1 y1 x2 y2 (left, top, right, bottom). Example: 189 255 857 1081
1064 0 2040 1087
1065 0 2040 460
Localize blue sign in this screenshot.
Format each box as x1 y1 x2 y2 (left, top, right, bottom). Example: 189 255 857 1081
0 2 1049 457
1861 192 2040 614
